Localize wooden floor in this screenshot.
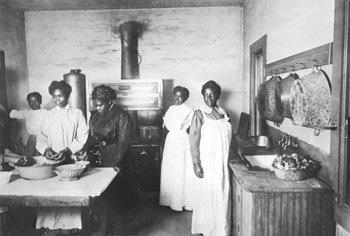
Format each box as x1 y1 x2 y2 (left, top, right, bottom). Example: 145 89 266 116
119 191 201 236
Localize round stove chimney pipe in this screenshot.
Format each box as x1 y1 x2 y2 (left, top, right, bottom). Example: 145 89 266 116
120 22 140 80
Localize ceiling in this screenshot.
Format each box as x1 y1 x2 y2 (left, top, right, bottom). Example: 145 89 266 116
1 0 246 11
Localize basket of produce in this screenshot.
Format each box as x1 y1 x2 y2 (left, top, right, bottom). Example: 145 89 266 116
272 153 321 181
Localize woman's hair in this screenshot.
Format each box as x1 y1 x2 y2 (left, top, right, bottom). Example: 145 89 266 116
201 80 221 98
27 92 42 102
91 84 116 103
173 86 190 102
48 80 72 96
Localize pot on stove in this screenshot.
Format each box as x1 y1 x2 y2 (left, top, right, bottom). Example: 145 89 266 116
139 125 160 142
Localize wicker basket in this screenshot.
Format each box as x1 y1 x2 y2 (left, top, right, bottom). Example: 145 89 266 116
53 164 85 181
273 168 312 181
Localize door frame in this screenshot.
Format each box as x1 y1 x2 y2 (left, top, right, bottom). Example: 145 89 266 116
249 35 267 136
331 0 350 232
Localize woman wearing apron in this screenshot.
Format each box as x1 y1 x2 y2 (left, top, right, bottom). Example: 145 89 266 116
190 80 237 236
159 86 196 211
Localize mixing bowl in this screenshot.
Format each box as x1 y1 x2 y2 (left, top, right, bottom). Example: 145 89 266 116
0 172 12 186
14 156 64 180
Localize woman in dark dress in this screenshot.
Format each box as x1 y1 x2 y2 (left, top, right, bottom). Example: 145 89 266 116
77 84 141 234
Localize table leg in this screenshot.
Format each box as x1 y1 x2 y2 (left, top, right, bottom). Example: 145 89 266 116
96 199 107 236
81 207 92 236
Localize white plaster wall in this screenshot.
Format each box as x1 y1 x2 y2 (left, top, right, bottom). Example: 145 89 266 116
243 0 334 153
25 7 243 128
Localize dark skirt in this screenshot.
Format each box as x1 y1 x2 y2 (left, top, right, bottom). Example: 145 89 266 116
99 145 141 221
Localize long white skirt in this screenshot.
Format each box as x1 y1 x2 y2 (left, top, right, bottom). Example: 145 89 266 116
159 130 196 211
191 115 232 236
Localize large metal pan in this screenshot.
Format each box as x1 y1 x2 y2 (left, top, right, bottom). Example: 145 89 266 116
290 69 331 128
139 125 160 142
257 76 284 126
275 73 299 119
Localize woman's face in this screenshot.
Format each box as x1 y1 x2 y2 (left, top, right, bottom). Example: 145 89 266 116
27 96 41 110
174 91 185 106
52 89 68 108
203 88 218 107
94 99 112 115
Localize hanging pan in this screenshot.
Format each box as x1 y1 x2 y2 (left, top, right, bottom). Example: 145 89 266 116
274 72 299 119
290 68 331 128
257 75 284 126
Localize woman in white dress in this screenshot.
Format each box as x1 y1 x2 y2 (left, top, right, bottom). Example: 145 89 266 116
190 80 237 236
159 86 196 211
35 80 88 234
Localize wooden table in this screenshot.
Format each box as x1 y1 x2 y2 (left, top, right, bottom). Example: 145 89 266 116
0 167 117 236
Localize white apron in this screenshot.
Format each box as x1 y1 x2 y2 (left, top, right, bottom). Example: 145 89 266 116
191 108 232 236
159 104 196 211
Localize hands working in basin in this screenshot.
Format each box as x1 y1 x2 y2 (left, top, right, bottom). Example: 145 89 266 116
44 147 70 161
2 148 27 166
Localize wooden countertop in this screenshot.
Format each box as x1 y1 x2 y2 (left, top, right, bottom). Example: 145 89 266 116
229 160 332 193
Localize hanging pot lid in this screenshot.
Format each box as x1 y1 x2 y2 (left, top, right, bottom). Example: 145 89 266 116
257 75 284 126
274 73 299 119
290 69 331 128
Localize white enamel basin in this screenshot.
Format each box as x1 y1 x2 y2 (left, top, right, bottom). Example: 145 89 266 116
244 154 277 171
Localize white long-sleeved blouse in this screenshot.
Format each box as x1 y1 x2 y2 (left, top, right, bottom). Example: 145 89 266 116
36 104 88 155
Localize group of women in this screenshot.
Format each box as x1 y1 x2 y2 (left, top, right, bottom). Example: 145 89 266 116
1 78 237 236
0 80 140 235
37 81 141 235
160 80 239 236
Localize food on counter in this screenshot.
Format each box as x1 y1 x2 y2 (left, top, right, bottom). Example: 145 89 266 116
272 153 321 171
32 162 50 167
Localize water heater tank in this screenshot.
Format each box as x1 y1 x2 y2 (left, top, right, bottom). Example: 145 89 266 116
63 69 87 118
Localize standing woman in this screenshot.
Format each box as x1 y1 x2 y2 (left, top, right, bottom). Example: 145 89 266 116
36 80 88 162
190 80 235 236
35 80 88 232
77 84 141 234
159 86 196 211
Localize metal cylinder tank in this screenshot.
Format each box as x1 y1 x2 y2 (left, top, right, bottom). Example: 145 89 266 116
63 69 87 118
120 22 140 80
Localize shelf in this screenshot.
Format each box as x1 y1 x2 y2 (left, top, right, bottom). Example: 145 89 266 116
265 43 333 76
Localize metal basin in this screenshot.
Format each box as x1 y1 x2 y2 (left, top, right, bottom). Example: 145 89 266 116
244 155 277 171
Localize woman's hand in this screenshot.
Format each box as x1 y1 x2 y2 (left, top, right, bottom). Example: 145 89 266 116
4 155 27 166
75 149 88 161
52 148 71 161
44 148 56 160
193 163 204 178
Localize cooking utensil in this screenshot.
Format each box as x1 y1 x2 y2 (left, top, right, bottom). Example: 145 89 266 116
244 135 273 150
139 124 160 142
0 172 12 186
11 156 64 180
290 69 331 128
275 73 299 119
257 76 284 126
255 135 273 147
